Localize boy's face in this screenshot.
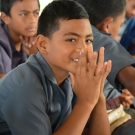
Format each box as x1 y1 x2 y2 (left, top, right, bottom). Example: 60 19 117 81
126 0 135 19
108 12 125 38
40 19 93 76
6 0 39 37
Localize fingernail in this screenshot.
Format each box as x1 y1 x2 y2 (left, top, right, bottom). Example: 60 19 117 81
80 49 84 55
104 62 107 65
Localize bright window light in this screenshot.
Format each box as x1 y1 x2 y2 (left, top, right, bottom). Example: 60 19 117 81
39 0 53 13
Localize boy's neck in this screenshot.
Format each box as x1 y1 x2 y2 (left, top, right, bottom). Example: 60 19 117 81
8 26 22 52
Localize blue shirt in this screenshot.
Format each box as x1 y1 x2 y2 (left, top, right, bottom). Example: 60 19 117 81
92 25 135 90
0 52 77 135
119 17 130 37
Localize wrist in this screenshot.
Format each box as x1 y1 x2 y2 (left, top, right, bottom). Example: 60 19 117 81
77 100 95 111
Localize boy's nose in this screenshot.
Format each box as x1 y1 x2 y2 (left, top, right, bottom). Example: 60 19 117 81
78 41 87 49
29 14 37 23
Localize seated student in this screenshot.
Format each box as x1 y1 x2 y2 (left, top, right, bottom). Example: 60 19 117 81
77 0 134 107
77 0 135 134
118 0 135 39
77 0 135 98
0 0 40 78
0 1 112 135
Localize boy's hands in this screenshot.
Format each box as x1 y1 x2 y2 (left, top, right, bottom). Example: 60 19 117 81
70 45 111 109
20 35 38 56
119 89 134 107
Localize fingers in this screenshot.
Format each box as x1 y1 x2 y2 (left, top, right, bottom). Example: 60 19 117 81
20 35 36 48
95 47 104 76
120 90 134 107
29 36 36 47
95 60 112 93
76 49 87 77
87 44 98 77
101 60 112 81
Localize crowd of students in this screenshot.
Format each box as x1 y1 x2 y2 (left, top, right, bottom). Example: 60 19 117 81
0 0 135 135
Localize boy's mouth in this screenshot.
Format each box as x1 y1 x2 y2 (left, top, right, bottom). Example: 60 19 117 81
73 58 79 62
26 26 37 32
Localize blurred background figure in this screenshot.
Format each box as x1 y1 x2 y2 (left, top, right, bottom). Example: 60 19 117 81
119 0 135 57
118 0 135 39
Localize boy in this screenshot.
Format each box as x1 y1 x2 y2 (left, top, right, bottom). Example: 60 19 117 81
77 0 133 107
77 0 135 98
119 0 135 38
0 1 112 135
0 0 40 78
77 0 135 134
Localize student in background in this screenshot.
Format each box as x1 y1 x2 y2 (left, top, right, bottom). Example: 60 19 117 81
78 0 133 107
0 1 112 135
77 0 135 97
77 0 135 134
0 0 40 78
119 0 135 39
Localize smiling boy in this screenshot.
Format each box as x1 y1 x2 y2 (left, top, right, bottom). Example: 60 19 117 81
0 1 112 135
0 0 40 78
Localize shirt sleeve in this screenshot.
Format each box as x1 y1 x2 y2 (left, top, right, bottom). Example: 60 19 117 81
0 45 5 73
0 69 52 135
104 80 121 99
0 45 12 74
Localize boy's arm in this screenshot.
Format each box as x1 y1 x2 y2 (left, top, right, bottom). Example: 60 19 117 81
116 65 135 96
86 95 110 135
57 46 111 135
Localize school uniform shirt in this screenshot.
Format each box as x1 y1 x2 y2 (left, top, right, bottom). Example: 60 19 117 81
104 80 121 100
0 52 77 135
0 19 27 74
92 25 135 90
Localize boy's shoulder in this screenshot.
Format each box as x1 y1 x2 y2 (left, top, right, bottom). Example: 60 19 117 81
92 25 115 43
0 53 56 89
91 25 128 51
0 18 12 57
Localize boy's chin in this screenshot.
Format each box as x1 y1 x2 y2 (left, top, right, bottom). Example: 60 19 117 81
22 32 36 37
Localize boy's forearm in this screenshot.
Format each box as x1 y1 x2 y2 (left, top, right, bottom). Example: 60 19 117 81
53 101 94 135
87 95 110 135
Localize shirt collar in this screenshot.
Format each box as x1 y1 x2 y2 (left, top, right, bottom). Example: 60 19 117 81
36 52 58 84
92 25 111 36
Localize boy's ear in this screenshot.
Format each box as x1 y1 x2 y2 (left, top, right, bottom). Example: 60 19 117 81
96 17 113 33
36 35 48 54
101 17 113 33
1 12 11 25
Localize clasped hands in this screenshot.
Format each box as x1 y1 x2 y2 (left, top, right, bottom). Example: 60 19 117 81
70 45 112 109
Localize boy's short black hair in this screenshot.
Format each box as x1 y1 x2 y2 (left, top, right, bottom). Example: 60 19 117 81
77 0 126 26
37 0 89 38
0 0 40 16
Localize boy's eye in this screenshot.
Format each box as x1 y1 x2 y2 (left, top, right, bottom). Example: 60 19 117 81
20 13 27 16
86 39 93 44
66 38 76 42
34 11 40 16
